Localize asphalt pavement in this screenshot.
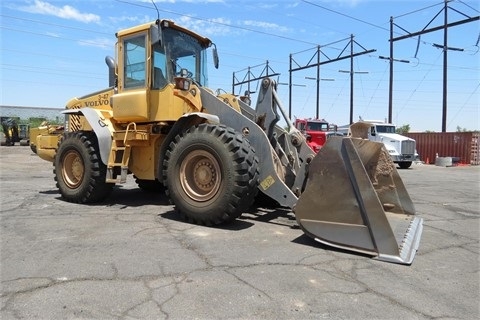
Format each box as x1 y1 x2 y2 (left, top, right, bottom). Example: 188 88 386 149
1 146 479 319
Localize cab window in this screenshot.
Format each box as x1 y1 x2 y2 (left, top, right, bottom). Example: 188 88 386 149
124 35 146 89
152 41 168 89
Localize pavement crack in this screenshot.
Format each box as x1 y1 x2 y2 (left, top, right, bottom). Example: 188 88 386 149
224 268 273 300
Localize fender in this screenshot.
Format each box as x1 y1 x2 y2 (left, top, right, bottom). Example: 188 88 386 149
62 108 113 165
156 112 219 180
182 112 220 124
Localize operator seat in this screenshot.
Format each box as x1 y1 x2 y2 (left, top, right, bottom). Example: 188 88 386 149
153 67 167 89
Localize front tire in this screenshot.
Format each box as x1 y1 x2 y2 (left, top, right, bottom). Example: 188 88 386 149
163 123 259 226
54 131 113 203
398 161 412 169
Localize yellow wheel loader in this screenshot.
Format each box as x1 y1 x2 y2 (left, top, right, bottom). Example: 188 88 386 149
31 19 423 264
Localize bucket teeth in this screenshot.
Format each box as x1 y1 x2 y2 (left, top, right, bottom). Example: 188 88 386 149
294 136 423 265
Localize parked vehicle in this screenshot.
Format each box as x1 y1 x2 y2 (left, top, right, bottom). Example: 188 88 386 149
293 118 343 153
1 117 29 146
350 120 418 169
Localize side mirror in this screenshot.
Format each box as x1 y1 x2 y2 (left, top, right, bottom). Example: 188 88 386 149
150 24 162 46
212 43 219 69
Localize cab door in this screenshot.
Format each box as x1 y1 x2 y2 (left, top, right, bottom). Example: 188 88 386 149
112 32 150 122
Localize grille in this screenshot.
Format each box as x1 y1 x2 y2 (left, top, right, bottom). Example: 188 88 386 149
70 114 81 131
68 105 82 132
401 140 415 155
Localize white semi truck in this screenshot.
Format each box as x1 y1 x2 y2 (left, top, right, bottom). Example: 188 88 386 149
350 120 418 169
366 120 417 169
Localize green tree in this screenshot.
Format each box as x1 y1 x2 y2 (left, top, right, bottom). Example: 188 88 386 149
396 124 410 134
456 126 479 133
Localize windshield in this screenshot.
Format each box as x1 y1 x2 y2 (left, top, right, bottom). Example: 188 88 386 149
307 121 329 131
162 27 209 86
375 125 396 133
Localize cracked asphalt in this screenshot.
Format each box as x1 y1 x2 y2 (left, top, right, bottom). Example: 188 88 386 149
1 146 479 319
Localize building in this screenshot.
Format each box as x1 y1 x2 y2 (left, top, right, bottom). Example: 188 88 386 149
0 105 64 123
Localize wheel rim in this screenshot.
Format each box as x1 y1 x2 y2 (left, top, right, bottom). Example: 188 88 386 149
61 150 84 188
180 150 221 202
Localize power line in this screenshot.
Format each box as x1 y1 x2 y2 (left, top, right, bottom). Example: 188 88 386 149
394 1 444 19
447 82 480 127
0 48 101 64
253 1 347 37
1 63 104 77
3 78 104 90
0 14 110 35
0 26 113 48
301 0 390 32
114 0 322 46
395 51 444 121
457 0 480 13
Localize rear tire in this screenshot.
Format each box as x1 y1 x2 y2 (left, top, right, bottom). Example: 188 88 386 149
163 123 259 225
54 131 114 203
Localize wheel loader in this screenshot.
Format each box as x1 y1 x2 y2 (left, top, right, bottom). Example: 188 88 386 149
31 19 423 264
1 117 33 147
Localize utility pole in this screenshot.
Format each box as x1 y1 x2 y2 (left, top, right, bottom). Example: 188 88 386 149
232 61 280 96
389 0 478 131
379 17 410 124
443 1 448 132
289 36 375 122
339 35 369 124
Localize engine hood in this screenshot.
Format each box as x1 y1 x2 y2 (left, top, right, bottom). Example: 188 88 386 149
378 132 414 142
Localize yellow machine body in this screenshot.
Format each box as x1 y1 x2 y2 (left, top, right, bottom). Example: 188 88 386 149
30 20 423 265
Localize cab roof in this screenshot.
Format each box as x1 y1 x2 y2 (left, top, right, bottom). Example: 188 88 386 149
116 20 212 48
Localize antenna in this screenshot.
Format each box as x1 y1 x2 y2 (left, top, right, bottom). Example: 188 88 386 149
151 0 160 22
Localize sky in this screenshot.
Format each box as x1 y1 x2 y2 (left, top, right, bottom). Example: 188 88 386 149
1 0 479 132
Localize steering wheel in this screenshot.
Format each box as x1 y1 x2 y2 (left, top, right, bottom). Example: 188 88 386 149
176 68 193 78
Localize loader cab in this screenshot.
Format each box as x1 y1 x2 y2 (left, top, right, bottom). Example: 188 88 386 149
112 20 215 122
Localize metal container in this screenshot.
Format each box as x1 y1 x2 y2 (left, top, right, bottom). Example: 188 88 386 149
405 132 479 165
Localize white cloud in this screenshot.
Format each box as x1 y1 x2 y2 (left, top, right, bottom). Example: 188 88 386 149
243 20 289 33
175 16 233 37
138 0 224 3
109 15 151 25
285 3 299 9
78 37 115 50
44 31 61 38
19 0 100 23
258 3 278 9
325 0 363 8
137 0 175 3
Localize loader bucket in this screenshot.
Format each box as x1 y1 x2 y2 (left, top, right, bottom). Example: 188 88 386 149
293 136 423 265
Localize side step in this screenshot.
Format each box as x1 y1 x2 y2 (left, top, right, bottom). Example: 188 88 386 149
293 137 423 265
105 123 149 184
106 145 130 183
